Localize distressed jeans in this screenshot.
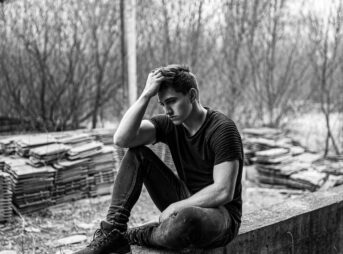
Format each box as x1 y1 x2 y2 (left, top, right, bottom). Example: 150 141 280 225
106 146 238 250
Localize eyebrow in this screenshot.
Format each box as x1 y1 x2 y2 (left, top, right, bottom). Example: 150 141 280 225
158 97 177 104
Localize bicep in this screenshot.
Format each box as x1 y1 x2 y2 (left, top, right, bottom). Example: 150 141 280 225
213 160 239 200
126 120 156 148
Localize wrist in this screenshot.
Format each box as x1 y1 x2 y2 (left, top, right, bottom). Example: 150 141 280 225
139 91 154 101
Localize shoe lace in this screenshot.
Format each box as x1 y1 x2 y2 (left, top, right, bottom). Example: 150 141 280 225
126 223 157 246
88 228 110 248
89 226 124 249
126 227 139 245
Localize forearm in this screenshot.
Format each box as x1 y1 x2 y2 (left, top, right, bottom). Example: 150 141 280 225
113 93 151 146
176 183 231 209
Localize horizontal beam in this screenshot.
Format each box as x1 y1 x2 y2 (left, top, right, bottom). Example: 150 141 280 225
132 184 343 253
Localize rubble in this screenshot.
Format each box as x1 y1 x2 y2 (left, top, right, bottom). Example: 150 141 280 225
28 143 70 167
56 133 95 148
15 135 57 157
87 146 116 197
67 142 103 160
5 162 56 213
243 127 343 191
52 158 90 204
0 171 12 223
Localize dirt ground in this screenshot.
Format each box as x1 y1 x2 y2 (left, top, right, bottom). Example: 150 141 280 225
0 176 306 254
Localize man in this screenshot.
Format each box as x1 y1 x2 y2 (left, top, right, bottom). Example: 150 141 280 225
74 64 243 254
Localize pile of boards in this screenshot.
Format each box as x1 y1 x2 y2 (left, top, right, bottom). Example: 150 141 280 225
243 128 343 191
0 130 119 216
0 170 12 222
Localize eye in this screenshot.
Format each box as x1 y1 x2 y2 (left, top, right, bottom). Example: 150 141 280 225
167 99 176 104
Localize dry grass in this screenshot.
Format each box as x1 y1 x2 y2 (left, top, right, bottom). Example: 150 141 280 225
0 188 160 253
285 112 343 154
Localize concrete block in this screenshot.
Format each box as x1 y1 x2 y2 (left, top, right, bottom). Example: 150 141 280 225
132 185 343 254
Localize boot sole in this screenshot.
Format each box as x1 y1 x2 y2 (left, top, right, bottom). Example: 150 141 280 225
108 247 132 254
108 252 131 254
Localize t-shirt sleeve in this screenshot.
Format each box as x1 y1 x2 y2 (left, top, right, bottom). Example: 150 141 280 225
149 115 174 144
210 120 243 165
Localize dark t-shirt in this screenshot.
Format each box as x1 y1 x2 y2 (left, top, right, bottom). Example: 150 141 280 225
149 108 244 223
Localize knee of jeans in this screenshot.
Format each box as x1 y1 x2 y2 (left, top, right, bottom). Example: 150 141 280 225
175 206 203 232
162 207 202 246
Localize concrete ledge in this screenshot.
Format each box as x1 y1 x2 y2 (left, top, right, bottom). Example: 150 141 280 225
132 185 343 253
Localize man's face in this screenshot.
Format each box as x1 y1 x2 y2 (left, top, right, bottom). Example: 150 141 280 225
157 87 193 125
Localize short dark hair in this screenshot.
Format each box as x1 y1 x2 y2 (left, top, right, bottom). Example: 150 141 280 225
157 64 199 95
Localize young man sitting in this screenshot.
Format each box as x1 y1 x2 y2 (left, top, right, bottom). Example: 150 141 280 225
74 64 243 254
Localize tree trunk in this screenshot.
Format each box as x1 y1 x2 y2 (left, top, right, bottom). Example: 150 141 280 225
120 0 127 106
125 0 137 106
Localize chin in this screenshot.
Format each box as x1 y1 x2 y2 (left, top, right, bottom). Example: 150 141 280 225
171 119 183 125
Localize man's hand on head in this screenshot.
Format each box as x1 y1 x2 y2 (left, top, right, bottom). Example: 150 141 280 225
142 69 164 98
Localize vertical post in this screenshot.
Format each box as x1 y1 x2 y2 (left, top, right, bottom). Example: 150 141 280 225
120 0 127 104
125 0 137 106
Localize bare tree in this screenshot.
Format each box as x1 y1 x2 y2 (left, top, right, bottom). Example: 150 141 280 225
0 0 123 131
306 1 343 156
244 0 309 127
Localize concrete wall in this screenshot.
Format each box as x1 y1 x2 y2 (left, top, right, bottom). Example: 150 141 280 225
132 184 343 254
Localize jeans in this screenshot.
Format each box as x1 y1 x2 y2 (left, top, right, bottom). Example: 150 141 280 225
106 146 238 249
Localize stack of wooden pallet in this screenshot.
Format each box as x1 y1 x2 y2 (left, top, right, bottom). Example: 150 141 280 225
52 158 90 204
91 128 115 146
243 128 329 191
4 158 56 213
0 137 19 155
0 171 12 222
67 142 103 160
15 135 57 157
57 133 95 148
28 143 70 167
87 146 116 197
0 155 5 171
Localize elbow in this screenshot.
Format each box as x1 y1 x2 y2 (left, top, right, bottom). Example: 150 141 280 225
218 188 234 204
113 135 128 148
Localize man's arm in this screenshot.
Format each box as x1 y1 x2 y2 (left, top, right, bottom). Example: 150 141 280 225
159 160 239 222
113 71 164 148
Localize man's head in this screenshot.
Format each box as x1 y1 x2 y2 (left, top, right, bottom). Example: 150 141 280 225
155 64 200 125
157 64 199 100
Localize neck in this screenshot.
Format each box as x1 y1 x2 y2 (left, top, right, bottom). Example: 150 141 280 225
182 103 207 136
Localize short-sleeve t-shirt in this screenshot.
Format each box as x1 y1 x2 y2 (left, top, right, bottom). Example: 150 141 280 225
149 107 244 223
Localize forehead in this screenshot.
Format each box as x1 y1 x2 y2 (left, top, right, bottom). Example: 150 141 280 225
157 87 186 102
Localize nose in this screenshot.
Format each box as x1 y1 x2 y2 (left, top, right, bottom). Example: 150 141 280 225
164 106 173 116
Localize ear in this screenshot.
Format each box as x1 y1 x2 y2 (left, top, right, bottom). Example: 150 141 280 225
189 88 197 103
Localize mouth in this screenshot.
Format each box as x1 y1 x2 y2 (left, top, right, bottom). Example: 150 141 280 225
168 116 177 120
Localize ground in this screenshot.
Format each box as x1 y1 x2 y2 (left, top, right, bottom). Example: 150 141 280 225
0 179 305 254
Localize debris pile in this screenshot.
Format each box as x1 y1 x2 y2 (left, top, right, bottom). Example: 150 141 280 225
91 128 115 146
0 155 5 171
0 137 19 155
52 158 90 204
0 130 120 218
0 171 12 222
88 146 116 197
15 136 57 157
28 143 70 167
243 127 343 191
57 133 95 148
4 157 56 213
67 142 103 160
